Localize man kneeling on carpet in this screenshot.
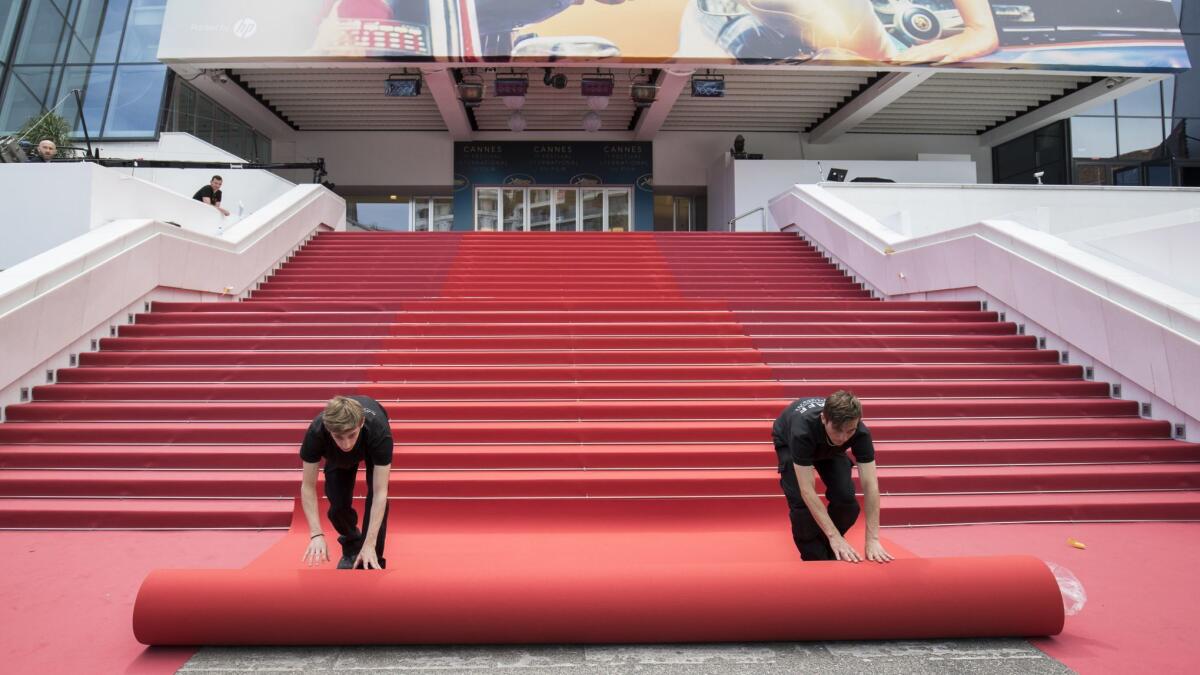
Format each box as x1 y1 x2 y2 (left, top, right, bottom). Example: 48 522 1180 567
300 395 393 570
773 390 893 563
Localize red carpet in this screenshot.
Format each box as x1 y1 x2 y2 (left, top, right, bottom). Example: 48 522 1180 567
1 231 1196 647
132 499 1063 645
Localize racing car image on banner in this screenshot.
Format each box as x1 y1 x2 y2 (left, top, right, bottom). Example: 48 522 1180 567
157 0 1188 72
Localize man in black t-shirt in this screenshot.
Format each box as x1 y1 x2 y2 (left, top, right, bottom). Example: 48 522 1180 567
772 390 893 563
193 175 230 216
300 396 393 569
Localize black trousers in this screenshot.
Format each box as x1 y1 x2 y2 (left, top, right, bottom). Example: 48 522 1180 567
782 454 861 561
324 462 388 568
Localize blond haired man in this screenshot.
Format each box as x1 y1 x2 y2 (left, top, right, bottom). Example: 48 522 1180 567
772 390 893 563
300 396 393 569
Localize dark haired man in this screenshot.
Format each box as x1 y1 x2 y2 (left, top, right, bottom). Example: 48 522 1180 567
193 175 230 217
772 390 893 563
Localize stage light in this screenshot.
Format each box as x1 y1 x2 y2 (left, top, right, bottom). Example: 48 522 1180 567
457 81 484 107
581 74 615 97
509 111 527 132
587 96 609 112
503 96 525 110
583 111 602 132
543 68 567 89
494 74 529 98
631 82 658 107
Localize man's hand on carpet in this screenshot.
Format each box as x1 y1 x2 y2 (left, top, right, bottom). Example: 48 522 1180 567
355 547 383 570
829 534 861 563
303 534 330 566
865 538 894 564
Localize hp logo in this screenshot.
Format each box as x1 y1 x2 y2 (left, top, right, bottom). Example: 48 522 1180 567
233 18 258 39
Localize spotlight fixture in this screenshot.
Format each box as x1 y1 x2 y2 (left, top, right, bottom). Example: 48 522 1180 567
691 73 725 98
580 73 615 97
631 81 658 107
384 74 422 97
494 74 529 98
543 68 567 90
457 80 485 107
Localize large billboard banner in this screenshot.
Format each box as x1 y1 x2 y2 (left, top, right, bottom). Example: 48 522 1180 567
160 0 1189 72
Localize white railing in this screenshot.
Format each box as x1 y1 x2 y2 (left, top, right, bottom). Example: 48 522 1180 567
0 183 346 414
770 183 1200 437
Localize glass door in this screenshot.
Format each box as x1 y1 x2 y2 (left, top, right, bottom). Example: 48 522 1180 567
529 189 553 231
581 188 605 231
554 188 577 232
475 188 499 231
502 188 526 231
607 189 630 232
475 187 633 232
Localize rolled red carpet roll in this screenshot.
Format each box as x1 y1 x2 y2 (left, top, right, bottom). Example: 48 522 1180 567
134 554 1062 645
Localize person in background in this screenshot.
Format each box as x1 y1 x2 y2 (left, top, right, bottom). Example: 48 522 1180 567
193 175 230 216
35 139 57 162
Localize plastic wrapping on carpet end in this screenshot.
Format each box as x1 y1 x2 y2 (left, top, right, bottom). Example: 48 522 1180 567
1045 561 1087 616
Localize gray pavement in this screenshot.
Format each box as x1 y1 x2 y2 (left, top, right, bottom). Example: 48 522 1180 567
179 639 1072 674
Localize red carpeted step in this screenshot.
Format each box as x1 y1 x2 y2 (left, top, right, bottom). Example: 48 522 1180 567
3 398 1139 423
4 464 1198 499
97 334 1035 351
152 300 975 312
115 322 759 337
0 498 293 529
54 363 1083 383
76 348 1060 367
31 379 1111 402
132 310 996 325
880 491 1200 525
0 417 1171 444
4 439 1195 471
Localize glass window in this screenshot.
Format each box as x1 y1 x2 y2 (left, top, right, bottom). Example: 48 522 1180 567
354 202 411 231
1164 77 1175 119
67 0 114 64
119 0 165 62
476 189 499 231
1076 100 1115 117
528 189 552 231
653 195 674 231
1118 117 1165 155
501 188 525 231
554 188 576 231
1071 117 1117 158
0 0 24 62
1116 82 1162 117
607 190 630 232
0 66 55 133
58 64 113 134
14 0 68 64
94 0 131 63
432 197 453 231
102 63 165 136
581 189 604 231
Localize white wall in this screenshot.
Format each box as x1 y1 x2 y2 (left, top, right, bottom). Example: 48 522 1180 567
0 184 346 412
95 133 296 223
769 184 1200 432
0 162 224 268
653 131 990 188
709 158 978 231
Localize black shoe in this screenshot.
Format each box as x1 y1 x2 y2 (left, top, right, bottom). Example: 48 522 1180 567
336 555 356 569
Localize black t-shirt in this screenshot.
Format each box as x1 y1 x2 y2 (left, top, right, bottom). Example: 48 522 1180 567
193 185 223 204
300 396 393 469
772 397 875 474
